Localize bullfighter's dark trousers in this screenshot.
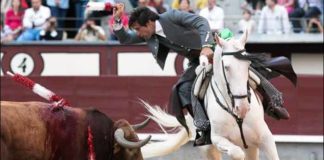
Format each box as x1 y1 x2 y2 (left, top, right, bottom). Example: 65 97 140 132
171 61 210 133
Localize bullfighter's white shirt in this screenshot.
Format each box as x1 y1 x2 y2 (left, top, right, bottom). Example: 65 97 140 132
155 20 166 38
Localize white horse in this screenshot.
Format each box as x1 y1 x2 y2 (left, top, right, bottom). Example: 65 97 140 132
141 31 280 160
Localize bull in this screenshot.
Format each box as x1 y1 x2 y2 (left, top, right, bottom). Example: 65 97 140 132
1 101 151 160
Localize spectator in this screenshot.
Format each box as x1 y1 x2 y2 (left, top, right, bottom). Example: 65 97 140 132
199 0 224 33
5 0 25 37
277 0 295 14
128 0 138 8
306 16 323 33
254 0 263 17
108 12 129 40
241 0 264 16
241 0 265 10
258 0 290 34
289 0 323 33
304 0 323 19
171 0 180 9
73 0 88 28
46 0 69 28
196 0 207 11
1 0 28 18
39 16 65 40
74 16 106 41
138 0 158 13
1 19 16 43
178 0 194 13
238 9 256 34
152 0 169 14
16 0 50 41
305 0 323 33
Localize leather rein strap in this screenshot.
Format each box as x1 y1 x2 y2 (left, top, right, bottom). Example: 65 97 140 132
211 49 249 149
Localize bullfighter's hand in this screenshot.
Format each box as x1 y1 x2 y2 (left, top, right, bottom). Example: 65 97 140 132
200 47 213 65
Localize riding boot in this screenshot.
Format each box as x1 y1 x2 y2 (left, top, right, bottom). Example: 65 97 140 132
262 92 290 120
194 129 211 146
191 91 211 146
250 68 290 120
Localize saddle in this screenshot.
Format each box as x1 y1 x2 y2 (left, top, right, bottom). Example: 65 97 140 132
193 64 263 101
193 64 213 100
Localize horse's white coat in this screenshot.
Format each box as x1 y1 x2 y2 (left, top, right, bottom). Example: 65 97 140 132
142 31 280 160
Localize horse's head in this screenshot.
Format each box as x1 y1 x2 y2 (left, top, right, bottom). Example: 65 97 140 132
213 31 251 119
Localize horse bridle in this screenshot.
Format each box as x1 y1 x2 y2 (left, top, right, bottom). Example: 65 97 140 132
210 49 250 149
221 49 251 108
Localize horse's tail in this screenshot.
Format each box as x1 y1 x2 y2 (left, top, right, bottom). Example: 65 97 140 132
140 100 196 159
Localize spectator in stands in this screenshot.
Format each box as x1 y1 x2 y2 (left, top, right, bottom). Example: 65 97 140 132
152 0 169 14
128 0 138 8
138 0 158 13
1 19 16 43
171 0 180 9
1 0 28 20
39 16 65 40
16 0 51 41
108 12 129 40
73 0 88 28
258 0 290 34
238 9 256 34
241 0 264 16
254 1 263 18
277 0 295 14
196 0 207 11
5 0 25 38
46 0 69 28
242 0 266 10
74 15 106 41
289 0 323 33
199 0 224 34
178 0 194 13
306 16 323 33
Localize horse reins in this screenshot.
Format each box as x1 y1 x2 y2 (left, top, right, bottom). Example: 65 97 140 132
221 49 251 105
211 49 250 149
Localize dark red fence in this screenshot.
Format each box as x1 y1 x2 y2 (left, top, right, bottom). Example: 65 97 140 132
1 75 322 135
1 42 323 135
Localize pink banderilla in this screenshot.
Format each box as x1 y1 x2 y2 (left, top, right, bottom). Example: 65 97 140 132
6 71 69 108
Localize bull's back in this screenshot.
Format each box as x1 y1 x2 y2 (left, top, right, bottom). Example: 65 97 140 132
1 101 88 160
1 101 50 159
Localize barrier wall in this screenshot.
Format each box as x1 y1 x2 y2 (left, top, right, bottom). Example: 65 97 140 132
1 36 323 135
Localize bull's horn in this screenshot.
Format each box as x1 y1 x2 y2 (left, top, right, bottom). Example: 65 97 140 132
114 128 151 148
132 118 150 131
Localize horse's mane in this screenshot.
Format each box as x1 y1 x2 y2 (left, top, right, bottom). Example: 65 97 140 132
229 39 268 67
233 52 268 68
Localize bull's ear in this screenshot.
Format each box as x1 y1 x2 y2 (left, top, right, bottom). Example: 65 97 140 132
215 34 225 47
239 29 249 45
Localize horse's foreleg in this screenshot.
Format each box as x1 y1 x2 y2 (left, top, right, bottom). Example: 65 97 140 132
259 131 280 160
211 135 245 160
199 145 222 160
245 147 259 160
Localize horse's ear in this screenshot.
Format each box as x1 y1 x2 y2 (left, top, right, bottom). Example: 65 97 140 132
214 34 225 47
239 29 249 45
